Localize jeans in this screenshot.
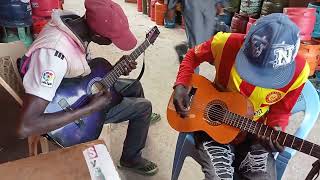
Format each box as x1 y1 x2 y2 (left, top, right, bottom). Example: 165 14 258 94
181 0 217 48
197 134 277 180
104 79 152 163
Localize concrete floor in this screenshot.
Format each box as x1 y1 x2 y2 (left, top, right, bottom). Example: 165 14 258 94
64 1 320 179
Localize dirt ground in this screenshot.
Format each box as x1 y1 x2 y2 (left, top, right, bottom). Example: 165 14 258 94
62 0 320 179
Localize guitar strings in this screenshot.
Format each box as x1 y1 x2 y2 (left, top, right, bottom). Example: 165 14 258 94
179 104 257 132
176 104 320 154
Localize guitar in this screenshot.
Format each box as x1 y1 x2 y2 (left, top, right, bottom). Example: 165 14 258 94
167 74 320 159
45 26 160 147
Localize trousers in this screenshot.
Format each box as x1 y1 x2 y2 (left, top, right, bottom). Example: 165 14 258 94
105 78 152 163
196 133 277 180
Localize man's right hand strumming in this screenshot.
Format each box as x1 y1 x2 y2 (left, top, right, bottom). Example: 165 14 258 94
85 89 112 113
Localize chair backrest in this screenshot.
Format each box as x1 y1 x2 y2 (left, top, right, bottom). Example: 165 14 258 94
289 80 320 151
0 41 26 105
0 41 26 146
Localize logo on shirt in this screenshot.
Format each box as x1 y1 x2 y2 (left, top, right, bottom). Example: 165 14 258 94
41 70 55 88
266 91 282 104
54 50 65 60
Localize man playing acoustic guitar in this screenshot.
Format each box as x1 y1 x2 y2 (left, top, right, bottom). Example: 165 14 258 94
16 0 158 176
173 14 309 179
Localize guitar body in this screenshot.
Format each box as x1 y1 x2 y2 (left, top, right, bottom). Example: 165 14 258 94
167 74 250 144
45 58 122 147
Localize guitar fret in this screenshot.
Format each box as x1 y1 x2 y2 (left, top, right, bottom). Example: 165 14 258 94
224 112 229 124
276 131 280 142
134 50 140 58
239 114 245 130
258 124 263 136
270 129 273 139
118 62 125 72
225 112 229 125
309 143 315 155
249 121 254 134
229 113 234 127
283 134 288 145
250 121 257 134
237 114 243 129
243 118 250 131
253 123 258 134
299 140 305 151
233 113 238 128
247 120 251 132
291 136 296 148
115 67 122 76
263 125 267 136
241 116 245 130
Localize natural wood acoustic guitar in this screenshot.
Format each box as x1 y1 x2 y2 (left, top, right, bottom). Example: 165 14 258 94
167 74 320 159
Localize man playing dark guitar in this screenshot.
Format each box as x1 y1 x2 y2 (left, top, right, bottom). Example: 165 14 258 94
173 14 309 179
16 0 158 176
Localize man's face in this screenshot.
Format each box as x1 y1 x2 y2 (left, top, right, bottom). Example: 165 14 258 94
91 33 112 45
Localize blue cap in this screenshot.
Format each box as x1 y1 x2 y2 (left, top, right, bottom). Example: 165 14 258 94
235 13 301 89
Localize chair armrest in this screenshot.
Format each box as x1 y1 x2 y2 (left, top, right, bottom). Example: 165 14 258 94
286 80 320 157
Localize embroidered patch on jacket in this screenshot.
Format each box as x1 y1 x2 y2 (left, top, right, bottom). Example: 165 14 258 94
266 91 282 104
54 50 65 60
41 70 55 88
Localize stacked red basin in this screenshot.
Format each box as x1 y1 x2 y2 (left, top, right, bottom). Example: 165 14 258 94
231 13 249 33
246 17 257 33
283 7 316 41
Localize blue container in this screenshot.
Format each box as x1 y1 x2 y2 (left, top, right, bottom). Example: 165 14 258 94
309 2 320 38
0 0 32 27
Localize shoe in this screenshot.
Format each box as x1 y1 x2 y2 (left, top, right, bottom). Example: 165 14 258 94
150 113 161 124
174 43 188 63
118 158 159 176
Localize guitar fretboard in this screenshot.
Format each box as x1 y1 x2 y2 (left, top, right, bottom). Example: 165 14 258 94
216 110 320 159
100 40 151 88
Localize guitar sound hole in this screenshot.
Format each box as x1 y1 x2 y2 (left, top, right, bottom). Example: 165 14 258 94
204 100 228 126
91 82 105 94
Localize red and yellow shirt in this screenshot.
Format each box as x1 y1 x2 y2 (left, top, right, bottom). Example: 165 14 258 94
175 32 309 130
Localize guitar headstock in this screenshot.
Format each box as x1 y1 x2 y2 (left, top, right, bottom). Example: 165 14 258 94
146 26 160 44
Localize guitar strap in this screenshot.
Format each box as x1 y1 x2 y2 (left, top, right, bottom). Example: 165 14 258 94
118 52 146 94
306 159 320 180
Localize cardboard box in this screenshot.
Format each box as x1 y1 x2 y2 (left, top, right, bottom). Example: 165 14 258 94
0 140 120 180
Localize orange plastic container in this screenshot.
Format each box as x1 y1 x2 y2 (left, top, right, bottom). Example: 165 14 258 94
298 39 320 76
155 2 167 25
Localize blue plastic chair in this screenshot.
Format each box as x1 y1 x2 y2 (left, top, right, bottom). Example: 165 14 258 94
171 80 320 180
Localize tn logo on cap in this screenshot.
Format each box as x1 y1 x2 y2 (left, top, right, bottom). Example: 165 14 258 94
271 43 295 68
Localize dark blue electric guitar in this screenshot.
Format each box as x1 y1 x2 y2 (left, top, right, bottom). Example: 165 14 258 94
45 26 160 147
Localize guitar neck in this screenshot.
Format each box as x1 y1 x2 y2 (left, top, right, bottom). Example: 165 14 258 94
223 112 320 159
100 39 151 88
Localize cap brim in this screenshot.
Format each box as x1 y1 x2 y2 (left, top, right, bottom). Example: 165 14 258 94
235 47 296 89
112 29 137 51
